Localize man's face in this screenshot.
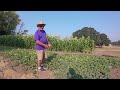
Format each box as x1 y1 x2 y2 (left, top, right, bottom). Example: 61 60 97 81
38 26 44 30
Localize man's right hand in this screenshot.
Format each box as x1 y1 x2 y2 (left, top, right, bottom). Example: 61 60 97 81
44 44 49 49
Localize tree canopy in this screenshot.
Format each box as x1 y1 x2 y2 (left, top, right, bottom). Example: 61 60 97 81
0 11 21 35
72 27 111 46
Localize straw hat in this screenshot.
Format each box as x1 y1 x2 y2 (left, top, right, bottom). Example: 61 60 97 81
37 21 46 27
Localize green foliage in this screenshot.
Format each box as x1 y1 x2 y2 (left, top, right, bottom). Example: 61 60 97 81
0 11 20 35
100 33 111 46
0 35 95 53
47 35 95 52
112 40 120 46
0 35 35 49
1 46 120 79
1 47 37 70
72 27 111 46
46 53 120 79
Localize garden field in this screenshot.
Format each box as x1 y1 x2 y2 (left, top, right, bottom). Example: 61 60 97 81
0 35 120 79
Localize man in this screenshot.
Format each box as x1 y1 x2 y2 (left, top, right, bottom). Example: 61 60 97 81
34 21 52 71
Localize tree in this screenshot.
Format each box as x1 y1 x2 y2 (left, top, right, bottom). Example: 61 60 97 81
112 40 120 46
100 33 107 45
104 38 111 46
100 33 111 46
73 27 100 45
72 27 111 47
0 11 21 35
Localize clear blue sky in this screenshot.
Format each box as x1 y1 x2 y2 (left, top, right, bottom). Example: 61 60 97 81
16 11 120 41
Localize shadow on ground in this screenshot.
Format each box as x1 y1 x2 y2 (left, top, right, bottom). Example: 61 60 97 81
0 45 15 52
67 68 83 79
45 53 58 64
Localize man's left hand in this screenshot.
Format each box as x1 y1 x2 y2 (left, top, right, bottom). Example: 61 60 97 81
48 43 52 48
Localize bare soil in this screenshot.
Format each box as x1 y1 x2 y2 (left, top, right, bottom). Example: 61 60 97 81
92 46 120 58
0 54 55 79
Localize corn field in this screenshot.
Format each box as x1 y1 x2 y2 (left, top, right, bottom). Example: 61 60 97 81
0 35 95 52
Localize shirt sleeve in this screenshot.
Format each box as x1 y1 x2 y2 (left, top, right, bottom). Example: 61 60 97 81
34 31 39 42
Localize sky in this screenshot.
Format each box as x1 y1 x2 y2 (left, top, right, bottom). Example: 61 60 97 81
16 11 120 41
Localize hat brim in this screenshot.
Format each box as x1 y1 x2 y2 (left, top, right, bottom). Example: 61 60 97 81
37 24 46 27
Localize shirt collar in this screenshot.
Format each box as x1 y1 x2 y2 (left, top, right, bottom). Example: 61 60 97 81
38 29 44 32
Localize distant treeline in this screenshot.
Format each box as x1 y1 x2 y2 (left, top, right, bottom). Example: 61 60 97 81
112 40 120 46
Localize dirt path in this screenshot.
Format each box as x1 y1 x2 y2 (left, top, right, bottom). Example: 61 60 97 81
111 66 120 79
0 54 55 79
92 46 120 58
